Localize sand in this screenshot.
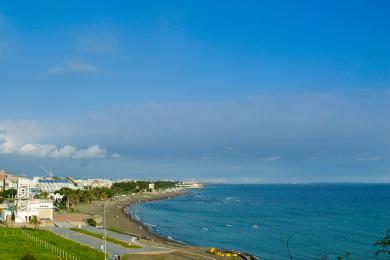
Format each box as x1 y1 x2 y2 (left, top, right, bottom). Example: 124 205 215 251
74 191 219 259
75 191 186 243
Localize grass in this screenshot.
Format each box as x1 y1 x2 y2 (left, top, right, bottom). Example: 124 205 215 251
70 228 141 249
0 227 104 260
107 226 125 234
107 226 143 239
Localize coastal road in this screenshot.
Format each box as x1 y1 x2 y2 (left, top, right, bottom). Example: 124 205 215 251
82 226 139 245
81 226 217 259
50 224 175 257
51 223 217 259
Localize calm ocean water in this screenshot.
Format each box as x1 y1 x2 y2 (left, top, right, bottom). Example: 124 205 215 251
130 184 390 259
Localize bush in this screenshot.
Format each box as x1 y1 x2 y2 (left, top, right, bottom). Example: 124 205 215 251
86 218 97 227
21 254 37 260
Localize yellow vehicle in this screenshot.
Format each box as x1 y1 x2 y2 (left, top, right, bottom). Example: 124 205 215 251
208 247 239 257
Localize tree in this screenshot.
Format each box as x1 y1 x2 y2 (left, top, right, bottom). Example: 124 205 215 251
30 215 40 230
35 191 49 199
0 188 17 202
86 218 97 227
58 188 79 211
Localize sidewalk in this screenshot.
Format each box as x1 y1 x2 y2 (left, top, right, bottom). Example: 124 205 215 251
49 225 175 256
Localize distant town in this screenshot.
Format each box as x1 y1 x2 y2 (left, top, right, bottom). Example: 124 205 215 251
0 169 202 226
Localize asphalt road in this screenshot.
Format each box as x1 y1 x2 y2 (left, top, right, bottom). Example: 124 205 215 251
50 223 174 257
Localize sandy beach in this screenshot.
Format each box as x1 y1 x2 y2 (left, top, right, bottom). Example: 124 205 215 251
75 190 187 243
73 190 219 259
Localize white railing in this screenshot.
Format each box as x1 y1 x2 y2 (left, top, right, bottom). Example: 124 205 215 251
0 228 81 260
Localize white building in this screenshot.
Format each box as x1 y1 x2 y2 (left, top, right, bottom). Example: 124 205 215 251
0 171 18 191
15 178 54 223
15 199 54 223
176 182 203 189
37 179 76 193
74 178 112 189
17 178 30 212
49 193 63 201
0 203 14 223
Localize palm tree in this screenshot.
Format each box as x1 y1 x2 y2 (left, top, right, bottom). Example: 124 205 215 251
30 215 40 230
36 191 49 199
59 188 79 211
61 190 71 211
70 191 80 210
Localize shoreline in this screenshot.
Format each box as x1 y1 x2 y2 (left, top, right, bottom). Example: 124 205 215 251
74 189 225 259
122 190 189 244
75 190 190 245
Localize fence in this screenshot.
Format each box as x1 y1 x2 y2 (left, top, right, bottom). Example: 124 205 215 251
1 228 81 260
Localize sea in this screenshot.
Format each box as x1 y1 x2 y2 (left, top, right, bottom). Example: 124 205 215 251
129 184 390 259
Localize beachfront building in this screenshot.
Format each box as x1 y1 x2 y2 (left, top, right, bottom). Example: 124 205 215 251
14 178 54 223
176 182 203 189
29 179 41 197
0 170 9 192
113 178 135 183
37 179 77 193
74 178 112 189
15 199 54 223
0 203 14 223
16 178 30 211
0 171 18 191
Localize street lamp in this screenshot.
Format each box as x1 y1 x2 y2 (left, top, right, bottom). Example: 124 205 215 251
102 203 107 260
102 199 114 260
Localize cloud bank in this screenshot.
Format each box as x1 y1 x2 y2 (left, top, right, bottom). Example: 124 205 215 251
0 121 109 159
90 91 390 160
17 144 107 158
0 91 388 180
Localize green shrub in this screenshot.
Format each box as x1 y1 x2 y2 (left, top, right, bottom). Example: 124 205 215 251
21 254 37 260
86 218 97 227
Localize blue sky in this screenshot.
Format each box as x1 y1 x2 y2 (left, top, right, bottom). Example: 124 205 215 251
0 1 389 182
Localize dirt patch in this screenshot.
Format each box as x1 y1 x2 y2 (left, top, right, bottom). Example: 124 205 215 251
54 213 88 222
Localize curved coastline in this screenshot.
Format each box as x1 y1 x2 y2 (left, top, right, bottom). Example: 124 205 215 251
76 190 190 245
123 190 189 245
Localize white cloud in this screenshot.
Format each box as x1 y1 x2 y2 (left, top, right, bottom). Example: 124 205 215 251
0 130 14 154
73 145 107 158
10 143 107 159
256 156 281 161
0 121 109 159
355 156 383 162
19 143 57 157
51 145 78 158
48 61 99 75
111 153 122 159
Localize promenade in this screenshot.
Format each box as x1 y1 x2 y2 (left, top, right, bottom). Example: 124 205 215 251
51 222 175 257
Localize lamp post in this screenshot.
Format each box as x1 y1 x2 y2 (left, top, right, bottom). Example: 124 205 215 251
102 198 114 260
103 203 107 260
